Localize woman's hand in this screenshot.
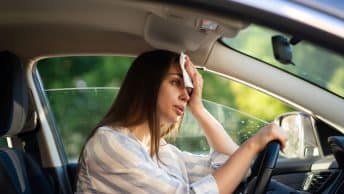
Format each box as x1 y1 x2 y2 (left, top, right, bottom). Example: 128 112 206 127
250 122 288 152
184 56 204 114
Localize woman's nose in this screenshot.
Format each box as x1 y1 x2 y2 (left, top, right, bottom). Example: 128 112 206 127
179 88 190 102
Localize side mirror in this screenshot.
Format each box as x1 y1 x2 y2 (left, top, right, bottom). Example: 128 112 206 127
276 112 320 158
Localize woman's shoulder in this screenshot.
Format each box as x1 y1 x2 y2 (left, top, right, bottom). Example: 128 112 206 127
82 126 135 150
87 126 147 155
97 125 126 133
94 125 137 143
82 126 151 166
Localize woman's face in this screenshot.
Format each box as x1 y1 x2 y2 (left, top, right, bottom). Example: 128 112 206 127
157 63 190 125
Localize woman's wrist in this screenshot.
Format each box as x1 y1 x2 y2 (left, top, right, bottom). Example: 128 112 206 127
244 136 261 154
189 103 205 117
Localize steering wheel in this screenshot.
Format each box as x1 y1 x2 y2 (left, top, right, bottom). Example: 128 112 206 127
246 140 280 194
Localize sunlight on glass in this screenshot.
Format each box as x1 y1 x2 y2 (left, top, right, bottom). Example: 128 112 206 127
222 24 344 97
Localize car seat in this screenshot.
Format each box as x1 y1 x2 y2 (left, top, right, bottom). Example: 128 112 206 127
0 51 54 194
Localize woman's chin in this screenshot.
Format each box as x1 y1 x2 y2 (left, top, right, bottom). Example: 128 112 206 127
161 116 180 126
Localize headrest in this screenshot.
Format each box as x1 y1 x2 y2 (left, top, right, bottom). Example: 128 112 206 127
0 51 28 136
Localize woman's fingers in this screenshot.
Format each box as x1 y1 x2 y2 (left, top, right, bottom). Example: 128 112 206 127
254 122 288 152
278 128 288 151
267 123 288 150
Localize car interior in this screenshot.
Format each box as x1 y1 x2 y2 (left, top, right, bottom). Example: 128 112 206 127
0 0 344 194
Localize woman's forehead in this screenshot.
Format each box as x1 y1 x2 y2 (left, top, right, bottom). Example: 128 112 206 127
168 63 182 74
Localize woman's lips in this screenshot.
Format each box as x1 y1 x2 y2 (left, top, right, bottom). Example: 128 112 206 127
174 105 184 116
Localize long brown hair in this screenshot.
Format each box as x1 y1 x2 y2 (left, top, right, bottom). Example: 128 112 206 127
80 50 180 160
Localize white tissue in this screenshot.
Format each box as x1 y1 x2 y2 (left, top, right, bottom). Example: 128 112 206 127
179 52 194 89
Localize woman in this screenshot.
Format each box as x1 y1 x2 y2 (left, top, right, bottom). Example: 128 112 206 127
76 50 287 194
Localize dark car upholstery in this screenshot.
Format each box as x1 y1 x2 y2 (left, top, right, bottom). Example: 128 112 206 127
0 51 54 194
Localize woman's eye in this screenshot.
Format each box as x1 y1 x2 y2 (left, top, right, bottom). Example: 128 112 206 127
171 79 181 86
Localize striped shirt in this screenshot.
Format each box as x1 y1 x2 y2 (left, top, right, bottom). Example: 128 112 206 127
76 126 230 194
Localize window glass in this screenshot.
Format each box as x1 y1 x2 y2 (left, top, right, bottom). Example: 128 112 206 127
222 24 344 98
38 56 133 159
37 56 318 161
173 99 267 154
44 88 118 158
0 138 7 147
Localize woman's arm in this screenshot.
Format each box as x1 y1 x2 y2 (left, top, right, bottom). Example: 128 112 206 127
213 123 287 194
192 106 238 155
185 57 238 155
185 57 287 194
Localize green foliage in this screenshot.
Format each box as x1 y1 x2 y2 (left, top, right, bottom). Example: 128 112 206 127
39 56 133 88
47 89 118 158
222 24 344 98
329 68 344 96
201 71 236 108
229 82 293 121
39 56 133 159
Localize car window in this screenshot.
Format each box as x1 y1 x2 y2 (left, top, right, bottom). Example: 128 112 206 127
0 138 7 147
37 56 133 159
37 56 318 161
222 24 344 98
173 99 267 154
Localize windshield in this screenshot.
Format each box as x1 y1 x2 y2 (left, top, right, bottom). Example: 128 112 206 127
221 24 344 98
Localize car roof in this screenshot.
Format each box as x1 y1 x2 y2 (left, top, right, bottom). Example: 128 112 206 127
0 0 247 64
0 0 343 60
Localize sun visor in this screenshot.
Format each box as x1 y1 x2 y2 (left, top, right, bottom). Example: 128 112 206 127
144 14 220 51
